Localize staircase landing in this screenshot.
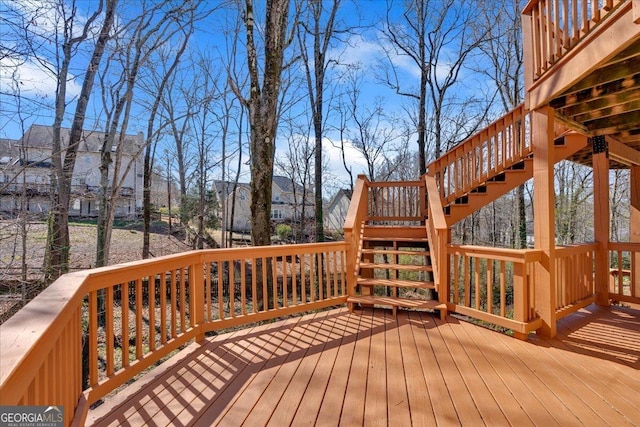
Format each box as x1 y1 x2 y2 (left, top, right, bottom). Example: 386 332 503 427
87 304 640 426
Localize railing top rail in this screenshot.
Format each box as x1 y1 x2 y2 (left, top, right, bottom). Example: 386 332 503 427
367 180 424 187
555 242 600 256
609 241 640 251
448 244 543 263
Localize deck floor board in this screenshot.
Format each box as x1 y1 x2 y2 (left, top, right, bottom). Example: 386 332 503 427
88 304 640 427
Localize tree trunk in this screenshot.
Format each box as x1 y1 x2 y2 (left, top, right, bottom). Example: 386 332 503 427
45 0 116 281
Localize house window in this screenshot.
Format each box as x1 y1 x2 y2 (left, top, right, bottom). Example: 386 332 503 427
239 190 245 201
274 193 280 202
271 209 283 220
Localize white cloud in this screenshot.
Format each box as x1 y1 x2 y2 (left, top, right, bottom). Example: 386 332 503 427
0 56 82 100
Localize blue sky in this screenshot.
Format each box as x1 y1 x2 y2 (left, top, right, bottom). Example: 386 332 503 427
0 0 499 193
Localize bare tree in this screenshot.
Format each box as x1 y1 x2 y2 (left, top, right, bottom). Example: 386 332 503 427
95 0 206 266
296 0 343 242
231 0 295 246
343 66 402 182
476 0 527 249
382 0 491 165
140 22 195 258
42 0 118 281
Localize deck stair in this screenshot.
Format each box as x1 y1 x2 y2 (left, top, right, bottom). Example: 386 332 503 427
432 116 589 225
347 224 447 319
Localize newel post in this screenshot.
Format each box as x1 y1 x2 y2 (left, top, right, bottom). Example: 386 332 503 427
532 106 557 337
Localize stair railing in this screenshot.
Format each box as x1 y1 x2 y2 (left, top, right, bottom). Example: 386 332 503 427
427 103 532 207
344 175 370 296
424 174 449 303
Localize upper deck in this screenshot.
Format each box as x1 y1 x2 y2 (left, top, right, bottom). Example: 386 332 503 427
523 0 640 166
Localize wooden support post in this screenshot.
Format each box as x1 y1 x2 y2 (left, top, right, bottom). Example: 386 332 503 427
631 166 640 297
593 141 610 306
532 107 557 337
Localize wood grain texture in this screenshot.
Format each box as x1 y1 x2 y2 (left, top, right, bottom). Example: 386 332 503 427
88 304 640 426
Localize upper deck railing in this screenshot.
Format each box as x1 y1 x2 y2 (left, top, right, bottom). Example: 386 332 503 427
523 0 627 82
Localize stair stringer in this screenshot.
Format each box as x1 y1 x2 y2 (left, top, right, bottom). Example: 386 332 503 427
444 132 588 225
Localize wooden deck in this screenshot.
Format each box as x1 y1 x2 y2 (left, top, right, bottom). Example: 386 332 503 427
87 304 640 426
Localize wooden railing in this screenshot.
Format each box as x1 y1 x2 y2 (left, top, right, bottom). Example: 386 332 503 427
555 243 598 318
427 103 531 207
0 243 347 426
446 245 543 338
523 0 625 80
366 179 426 223
609 242 640 304
344 175 369 295
424 174 448 298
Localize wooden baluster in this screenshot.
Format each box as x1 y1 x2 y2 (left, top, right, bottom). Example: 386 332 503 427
170 270 177 337
89 292 99 386
487 260 494 315
122 282 130 366
205 262 211 321
592 0 601 23
241 259 247 315
292 254 298 305
218 261 224 319
252 258 258 313
282 257 288 308
272 256 278 309
106 286 114 375
229 260 236 316
160 272 167 344
301 254 308 303
136 278 143 358
582 0 590 34
562 0 569 52
149 278 155 351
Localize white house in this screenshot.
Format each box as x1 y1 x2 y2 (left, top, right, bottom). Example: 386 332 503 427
324 188 352 233
0 124 149 217
213 176 315 233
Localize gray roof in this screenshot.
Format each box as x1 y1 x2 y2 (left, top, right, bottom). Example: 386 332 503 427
18 124 144 155
213 180 250 199
213 176 310 199
272 175 305 194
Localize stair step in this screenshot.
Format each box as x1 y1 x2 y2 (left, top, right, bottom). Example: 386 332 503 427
360 262 432 272
363 225 426 239
361 249 430 256
347 295 447 319
364 236 429 242
357 278 435 289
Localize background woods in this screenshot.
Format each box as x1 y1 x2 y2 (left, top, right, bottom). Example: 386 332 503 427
0 0 633 302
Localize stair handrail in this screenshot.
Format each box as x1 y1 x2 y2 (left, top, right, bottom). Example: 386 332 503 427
427 103 532 207
343 175 370 296
424 174 449 303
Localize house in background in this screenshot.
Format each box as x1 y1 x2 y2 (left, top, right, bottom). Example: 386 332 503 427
0 124 150 217
213 175 315 234
324 188 352 233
